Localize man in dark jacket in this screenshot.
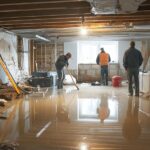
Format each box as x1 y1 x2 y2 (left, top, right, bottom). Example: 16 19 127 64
55 52 71 89
96 48 111 85
123 41 143 96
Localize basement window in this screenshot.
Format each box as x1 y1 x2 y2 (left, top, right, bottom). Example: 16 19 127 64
78 41 118 64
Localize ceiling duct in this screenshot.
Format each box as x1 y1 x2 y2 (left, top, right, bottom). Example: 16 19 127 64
87 0 146 14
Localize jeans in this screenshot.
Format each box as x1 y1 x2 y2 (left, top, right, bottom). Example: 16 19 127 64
127 68 139 95
57 69 65 89
100 65 108 85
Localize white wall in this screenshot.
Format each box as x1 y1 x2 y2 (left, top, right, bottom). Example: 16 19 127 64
64 42 78 70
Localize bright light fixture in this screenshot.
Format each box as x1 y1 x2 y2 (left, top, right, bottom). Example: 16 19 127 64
80 27 87 35
35 35 49 42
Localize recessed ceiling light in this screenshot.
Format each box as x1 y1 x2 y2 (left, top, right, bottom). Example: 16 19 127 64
80 27 87 35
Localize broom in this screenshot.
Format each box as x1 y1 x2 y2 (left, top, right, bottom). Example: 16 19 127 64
66 67 79 90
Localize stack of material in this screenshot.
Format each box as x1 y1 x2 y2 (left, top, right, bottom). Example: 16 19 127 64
0 82 18 101
0 143 18 150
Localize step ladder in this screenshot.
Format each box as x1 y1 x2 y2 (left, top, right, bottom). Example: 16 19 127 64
0 54 21 95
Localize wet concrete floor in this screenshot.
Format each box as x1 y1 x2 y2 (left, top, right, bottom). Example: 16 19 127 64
0 84 150 150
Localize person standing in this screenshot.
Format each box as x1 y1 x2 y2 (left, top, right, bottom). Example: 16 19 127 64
96 48 111 85
55 52 71 89
123 41 143 96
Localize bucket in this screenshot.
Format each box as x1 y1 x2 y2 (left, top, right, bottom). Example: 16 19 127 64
112 76 122 87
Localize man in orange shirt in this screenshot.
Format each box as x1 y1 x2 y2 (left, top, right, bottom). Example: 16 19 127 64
96 48 111 85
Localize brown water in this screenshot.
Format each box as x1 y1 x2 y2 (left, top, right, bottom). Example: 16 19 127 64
0 85 149 150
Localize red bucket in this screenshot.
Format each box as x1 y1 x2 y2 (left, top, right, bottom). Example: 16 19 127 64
112 76 122 87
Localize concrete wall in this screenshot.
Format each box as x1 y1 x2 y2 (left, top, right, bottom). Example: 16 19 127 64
0 32 18 83
78 63 119 82
0 32 30 84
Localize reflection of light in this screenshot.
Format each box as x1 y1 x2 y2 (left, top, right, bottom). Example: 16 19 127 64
80 27 87 35
80 143 88 150
77 98 118 122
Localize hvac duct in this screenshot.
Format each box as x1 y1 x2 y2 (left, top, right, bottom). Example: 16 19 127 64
86 0 146 14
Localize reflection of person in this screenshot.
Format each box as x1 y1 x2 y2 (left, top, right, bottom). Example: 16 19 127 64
97 94 110 123
123 41 143 96
122 97 141 141
55 52 72 89
56 97 70 122
96 48 111 85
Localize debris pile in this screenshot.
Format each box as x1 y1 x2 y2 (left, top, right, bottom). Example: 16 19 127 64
0 143 18 150
0 80 18 102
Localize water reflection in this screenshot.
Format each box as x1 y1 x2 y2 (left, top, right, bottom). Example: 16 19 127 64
77 94 118 123
97 94 110 123
122 97 141 141
56 94 70 123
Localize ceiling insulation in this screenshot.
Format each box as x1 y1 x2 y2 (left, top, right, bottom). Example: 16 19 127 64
87 0 146 14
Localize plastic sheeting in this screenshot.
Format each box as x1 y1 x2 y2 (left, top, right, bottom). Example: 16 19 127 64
87 0 146 14
63 74 76 85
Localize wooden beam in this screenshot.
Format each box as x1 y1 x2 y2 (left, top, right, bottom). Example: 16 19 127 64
139 5 150 11
5 20 150 30
1 14 150 24
0 17 150 26
0 17 82 23
0 8 91 18
0 0 86 5
0 15 87 21
0 1 90 12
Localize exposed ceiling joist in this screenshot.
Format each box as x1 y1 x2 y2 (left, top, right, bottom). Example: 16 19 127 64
0 0 149 39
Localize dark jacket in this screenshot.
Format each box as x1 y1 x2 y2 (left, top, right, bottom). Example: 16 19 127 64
55 55 69 70
123 47 143 70
96 52 111 65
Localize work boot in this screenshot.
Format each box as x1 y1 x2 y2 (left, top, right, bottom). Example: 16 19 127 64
60 81 63 89
57 80 61 89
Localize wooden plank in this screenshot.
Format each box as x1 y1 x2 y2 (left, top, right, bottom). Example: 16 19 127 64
0 1 90 12
0 8 91 18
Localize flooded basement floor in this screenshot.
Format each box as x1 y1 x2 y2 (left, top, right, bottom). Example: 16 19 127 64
0 84 150 150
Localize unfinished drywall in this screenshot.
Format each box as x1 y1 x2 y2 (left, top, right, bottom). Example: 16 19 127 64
33 42 64 72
